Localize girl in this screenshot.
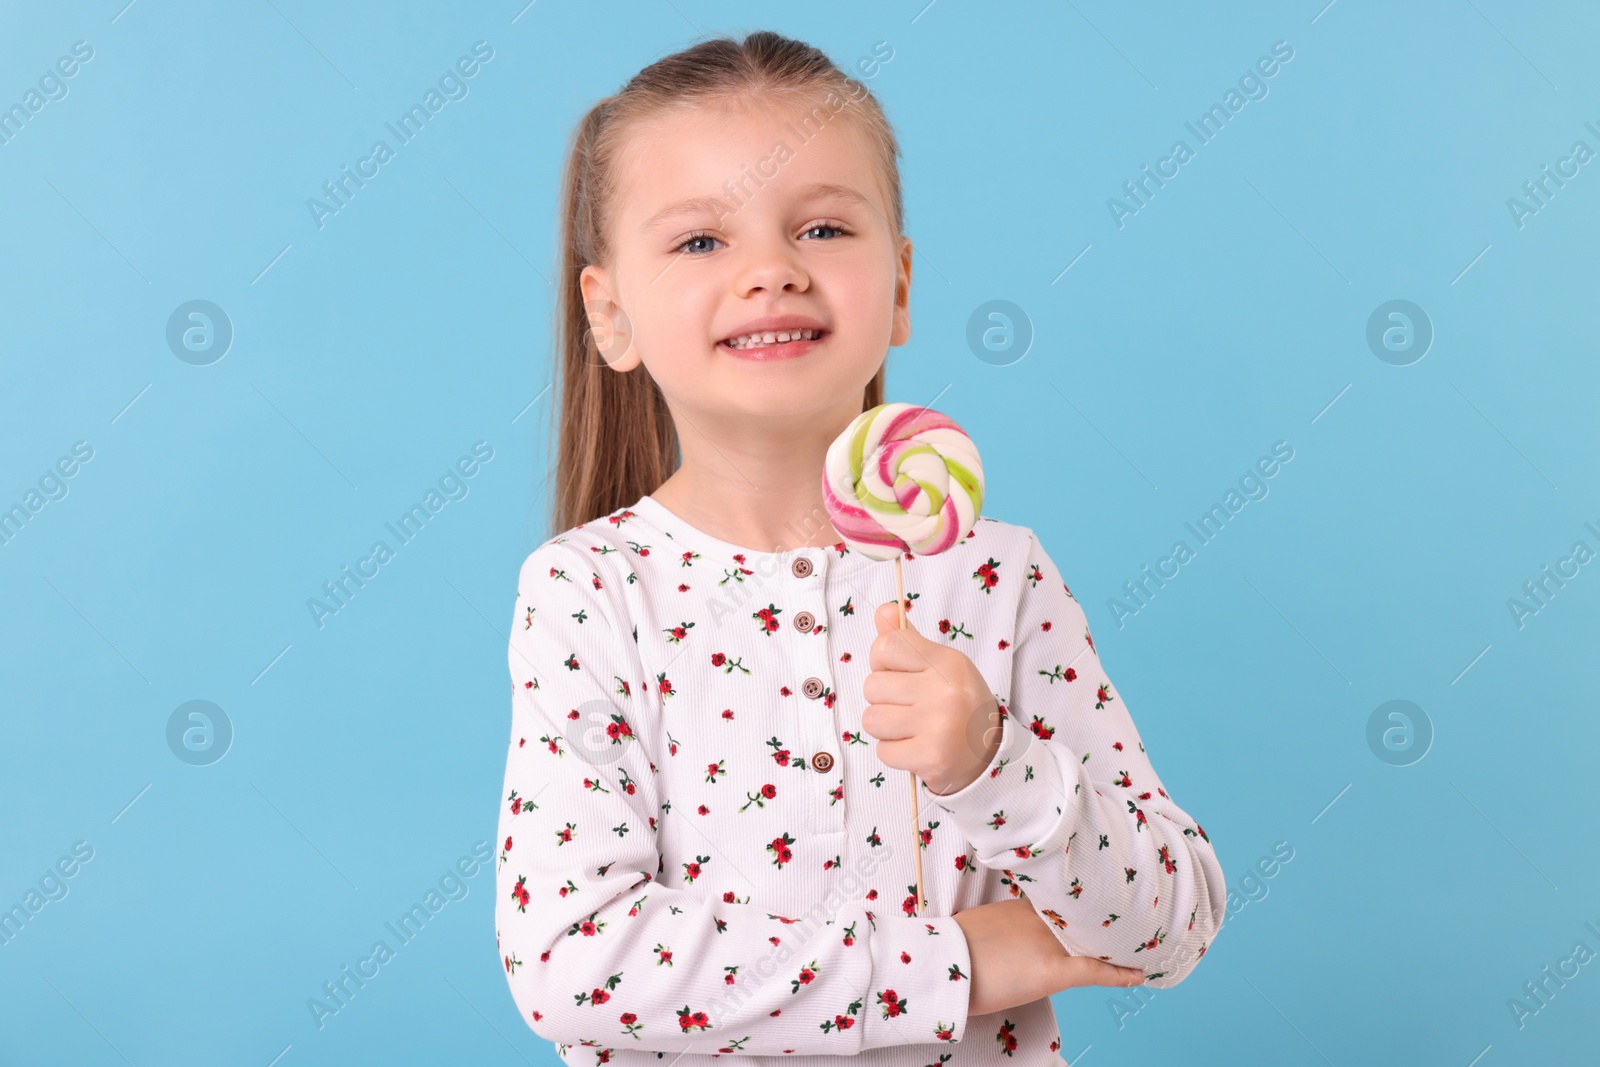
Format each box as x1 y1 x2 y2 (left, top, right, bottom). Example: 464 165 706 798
495 31 1225 1066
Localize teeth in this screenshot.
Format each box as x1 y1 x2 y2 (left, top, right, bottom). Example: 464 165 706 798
724 328 821 349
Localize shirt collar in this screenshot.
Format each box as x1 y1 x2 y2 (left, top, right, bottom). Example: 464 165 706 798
618 494 882 579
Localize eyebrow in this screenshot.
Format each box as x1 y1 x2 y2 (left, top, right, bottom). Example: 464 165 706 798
641 181 872 232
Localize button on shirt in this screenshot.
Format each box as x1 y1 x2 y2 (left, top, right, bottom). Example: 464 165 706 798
494 493 1226 1066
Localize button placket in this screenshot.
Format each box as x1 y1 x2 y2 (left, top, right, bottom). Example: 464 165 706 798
787 550 842 835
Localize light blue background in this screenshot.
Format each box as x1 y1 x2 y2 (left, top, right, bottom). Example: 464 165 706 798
3 1 1597 1064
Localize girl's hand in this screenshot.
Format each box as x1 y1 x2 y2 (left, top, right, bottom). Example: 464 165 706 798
864 601 1003 796
953 898 1145 1017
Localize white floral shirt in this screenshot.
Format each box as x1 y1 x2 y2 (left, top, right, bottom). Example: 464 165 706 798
494 493 1225 1066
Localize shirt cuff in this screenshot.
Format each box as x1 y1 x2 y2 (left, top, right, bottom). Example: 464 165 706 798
859 912 973 1051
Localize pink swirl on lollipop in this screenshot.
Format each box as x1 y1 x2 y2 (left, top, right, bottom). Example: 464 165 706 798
821 402 985 562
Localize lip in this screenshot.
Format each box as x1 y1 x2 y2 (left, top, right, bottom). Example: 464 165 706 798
717 315 829 362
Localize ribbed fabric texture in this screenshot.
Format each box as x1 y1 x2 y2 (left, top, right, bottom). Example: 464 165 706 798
493 494 1225 1065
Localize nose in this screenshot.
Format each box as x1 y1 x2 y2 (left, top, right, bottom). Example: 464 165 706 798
732 232 810 296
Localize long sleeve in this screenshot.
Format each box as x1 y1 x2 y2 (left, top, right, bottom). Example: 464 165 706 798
495 540 974 1057
915 528 1226 987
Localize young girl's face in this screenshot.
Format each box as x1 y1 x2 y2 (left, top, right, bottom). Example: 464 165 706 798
582 93 912 427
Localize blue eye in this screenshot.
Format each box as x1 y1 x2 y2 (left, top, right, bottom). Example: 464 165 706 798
671 223 852 256
673 232 722 255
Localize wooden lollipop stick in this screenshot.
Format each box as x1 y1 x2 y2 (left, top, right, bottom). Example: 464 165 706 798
894 554 928 917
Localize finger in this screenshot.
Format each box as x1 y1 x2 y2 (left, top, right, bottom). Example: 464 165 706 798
1112 963 1146 984
869 626 934 673
862 669 920 706
861 704 917 742
1059 956 1146 988
872 736 908 770
873 600 905 632
870 737 938 775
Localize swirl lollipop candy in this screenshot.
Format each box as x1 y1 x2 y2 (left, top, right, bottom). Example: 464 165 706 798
822 402 985 562
821 402 985 915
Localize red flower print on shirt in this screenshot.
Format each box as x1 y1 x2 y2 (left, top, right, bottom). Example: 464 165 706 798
767 832 796 867
996 1018 1018 1056
791 961 820 993
1134 926 1166 953
819 998 863 1034
676 1006 712 1032
753 603 783 635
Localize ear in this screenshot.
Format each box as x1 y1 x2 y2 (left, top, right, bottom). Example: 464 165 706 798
888 234 913 348
579 263 641 372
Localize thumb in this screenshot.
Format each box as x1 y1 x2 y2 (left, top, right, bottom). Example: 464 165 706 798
874 599 911 636
1054 952 1146 989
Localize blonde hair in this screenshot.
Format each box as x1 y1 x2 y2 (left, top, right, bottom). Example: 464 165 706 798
546 30 903 538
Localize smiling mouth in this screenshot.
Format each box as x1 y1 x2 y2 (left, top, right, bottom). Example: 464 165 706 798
720 328 827 352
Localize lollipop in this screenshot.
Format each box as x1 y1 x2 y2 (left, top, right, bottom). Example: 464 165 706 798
822 403 985 562
821 402 985 915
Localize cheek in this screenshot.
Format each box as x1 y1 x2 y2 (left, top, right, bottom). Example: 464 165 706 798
630 292 718 376
825 276 897 354
856 262 903 330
